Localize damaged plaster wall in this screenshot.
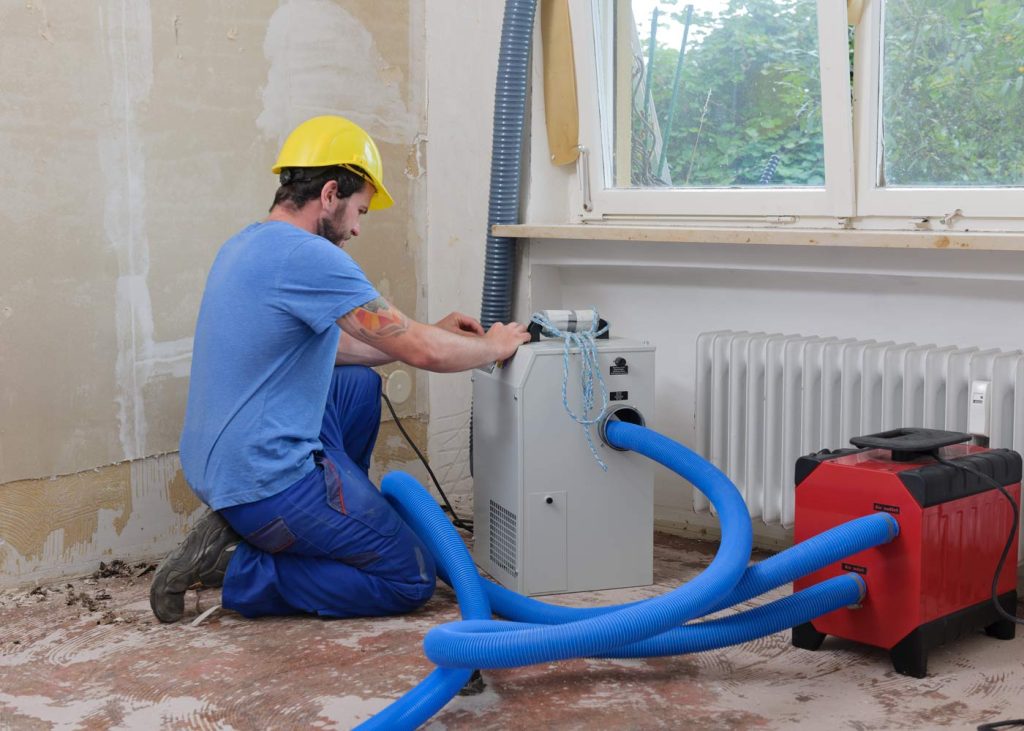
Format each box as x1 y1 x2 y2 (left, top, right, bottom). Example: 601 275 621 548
1 0 426 587
423 3 505 510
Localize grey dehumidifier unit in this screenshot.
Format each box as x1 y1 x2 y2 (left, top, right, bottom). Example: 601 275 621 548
471 334 655 596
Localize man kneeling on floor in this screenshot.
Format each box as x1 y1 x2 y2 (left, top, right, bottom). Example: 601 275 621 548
150 115 530 622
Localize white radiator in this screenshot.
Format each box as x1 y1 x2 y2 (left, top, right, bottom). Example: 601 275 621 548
695 331 1024 529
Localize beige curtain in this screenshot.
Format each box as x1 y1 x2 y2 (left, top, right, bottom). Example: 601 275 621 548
541 0 580 165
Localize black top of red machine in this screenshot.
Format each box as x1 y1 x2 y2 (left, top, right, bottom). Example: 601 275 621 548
796 427 1023 507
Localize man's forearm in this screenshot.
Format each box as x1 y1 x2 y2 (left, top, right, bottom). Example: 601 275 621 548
337 297 529 373
405 323 500 372
336 331 395 366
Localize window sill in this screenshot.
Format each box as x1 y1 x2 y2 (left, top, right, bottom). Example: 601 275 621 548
492 224 1024 252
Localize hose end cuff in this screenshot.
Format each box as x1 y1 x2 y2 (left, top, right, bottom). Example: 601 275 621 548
599 406 646 452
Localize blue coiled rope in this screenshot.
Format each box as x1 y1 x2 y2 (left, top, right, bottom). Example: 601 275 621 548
529 309 610 469
357 422 899 730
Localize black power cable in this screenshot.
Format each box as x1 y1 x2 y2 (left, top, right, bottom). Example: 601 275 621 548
381 391 473 533
932 451 1023 627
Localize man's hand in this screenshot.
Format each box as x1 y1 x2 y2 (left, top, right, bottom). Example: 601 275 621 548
434 311 485 336
484 321 531 362
338 297 531 372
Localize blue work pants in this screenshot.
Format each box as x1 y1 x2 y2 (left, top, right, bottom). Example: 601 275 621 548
219 366 436 618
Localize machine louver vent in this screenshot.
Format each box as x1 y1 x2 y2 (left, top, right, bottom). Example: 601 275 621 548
488 499 518 576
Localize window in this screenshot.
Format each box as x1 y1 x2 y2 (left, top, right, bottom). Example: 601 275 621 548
855 0 1024 220
572 0 1024 229
617 0 825 189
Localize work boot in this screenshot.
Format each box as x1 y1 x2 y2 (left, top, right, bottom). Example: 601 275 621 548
149 510 240 623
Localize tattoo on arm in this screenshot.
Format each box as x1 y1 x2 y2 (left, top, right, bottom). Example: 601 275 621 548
343 297 410 341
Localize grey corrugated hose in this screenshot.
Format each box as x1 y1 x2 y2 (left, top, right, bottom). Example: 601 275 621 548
480 0 538 329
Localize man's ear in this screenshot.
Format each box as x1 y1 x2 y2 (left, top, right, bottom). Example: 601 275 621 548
321 179 339 208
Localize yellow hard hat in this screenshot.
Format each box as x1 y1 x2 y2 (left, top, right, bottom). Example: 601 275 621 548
271 115 394 210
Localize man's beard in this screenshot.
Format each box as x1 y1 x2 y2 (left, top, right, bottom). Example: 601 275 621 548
317 214 345 247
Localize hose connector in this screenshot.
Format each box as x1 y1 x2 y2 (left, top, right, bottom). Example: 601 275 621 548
846 572 868 609
598 405 646 452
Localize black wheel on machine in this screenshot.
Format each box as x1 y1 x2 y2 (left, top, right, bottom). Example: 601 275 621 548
890 630 929 678
791 621 827 651
984 591 1018 640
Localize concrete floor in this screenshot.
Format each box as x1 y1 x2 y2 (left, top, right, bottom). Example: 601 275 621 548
1 534 1022 730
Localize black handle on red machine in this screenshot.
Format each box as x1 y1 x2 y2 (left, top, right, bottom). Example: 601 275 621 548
849 427 973 462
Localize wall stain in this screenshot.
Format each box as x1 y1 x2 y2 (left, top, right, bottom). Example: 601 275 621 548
405 144 421 179
0 463 131 561
375 417 428 468
167 468 201 517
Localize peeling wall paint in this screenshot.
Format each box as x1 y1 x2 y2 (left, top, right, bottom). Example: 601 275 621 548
0 1 280 484
0 454 202 589
424 3 504 502
0 464 132 563
99 0 156 459
369 418 429 485
2 0 426 581
257 0 413 146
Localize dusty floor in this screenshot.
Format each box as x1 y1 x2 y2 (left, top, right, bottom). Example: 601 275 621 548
1 535 1022 730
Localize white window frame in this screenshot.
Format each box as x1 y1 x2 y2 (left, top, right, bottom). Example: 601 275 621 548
853 0 1024 221
569 0 1024 231
572 0 855 223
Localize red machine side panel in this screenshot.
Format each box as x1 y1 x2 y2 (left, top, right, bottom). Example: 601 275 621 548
919 484 1020 624
796 451 1021 650
794 462 923 650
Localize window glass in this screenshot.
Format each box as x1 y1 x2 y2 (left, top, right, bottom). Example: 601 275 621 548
880 0 1024 187
618 0 824 188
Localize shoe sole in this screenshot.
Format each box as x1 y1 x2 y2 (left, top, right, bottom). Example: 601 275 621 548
149 512 234 623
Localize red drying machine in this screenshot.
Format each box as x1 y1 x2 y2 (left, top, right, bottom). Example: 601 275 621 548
792 428 1021 677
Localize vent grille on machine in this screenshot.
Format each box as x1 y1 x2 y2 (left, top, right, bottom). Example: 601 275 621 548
488 499 518 577
695 331 1024 532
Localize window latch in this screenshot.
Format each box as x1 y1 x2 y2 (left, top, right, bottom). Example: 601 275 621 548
941 209 963 226
576 145 593 213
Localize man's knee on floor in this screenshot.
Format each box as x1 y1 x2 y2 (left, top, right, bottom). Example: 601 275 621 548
387 575 436 614
381 543 437 613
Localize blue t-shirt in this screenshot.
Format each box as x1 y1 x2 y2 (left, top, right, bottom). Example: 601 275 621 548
180 221 380 510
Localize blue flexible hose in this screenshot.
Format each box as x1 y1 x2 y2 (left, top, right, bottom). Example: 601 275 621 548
354 473 489 731
360 421 897 729
422 423 752 669
602 572 865 658
482 512 897 625
449 573 865 660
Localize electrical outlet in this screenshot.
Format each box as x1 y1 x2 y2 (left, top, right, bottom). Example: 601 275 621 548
385 368 413 405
